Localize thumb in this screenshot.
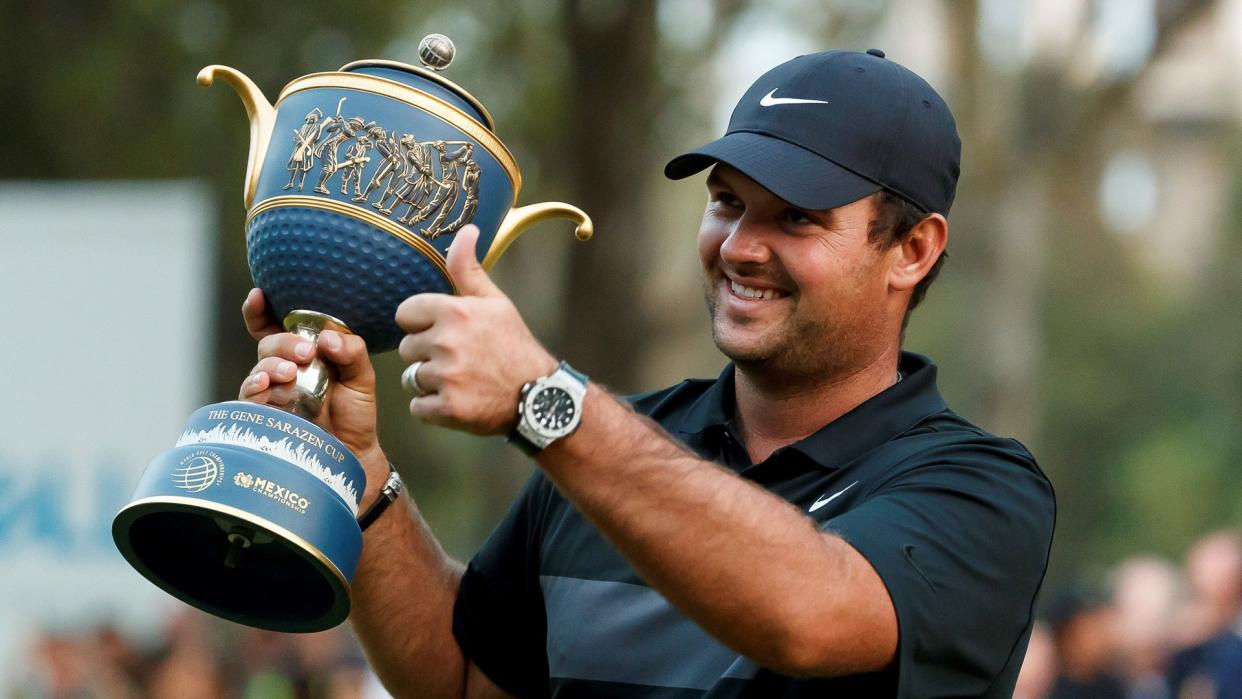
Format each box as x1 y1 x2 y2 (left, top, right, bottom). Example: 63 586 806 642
446 225 501 297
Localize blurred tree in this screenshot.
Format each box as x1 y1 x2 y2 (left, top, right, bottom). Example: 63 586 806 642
919 0 1236 580
557 0 661 390
4 0 1241 590
0 0 766 554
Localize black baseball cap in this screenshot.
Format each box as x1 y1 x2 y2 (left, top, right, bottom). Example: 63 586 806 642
665 49 961 215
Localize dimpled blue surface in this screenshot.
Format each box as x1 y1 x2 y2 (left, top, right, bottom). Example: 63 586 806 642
247 205 452 353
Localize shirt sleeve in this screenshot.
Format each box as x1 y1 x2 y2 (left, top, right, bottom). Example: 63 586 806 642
452 473 554 698
826 439 1055 698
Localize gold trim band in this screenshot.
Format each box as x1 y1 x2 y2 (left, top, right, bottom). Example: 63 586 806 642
336 59 495 130
278 72 521 197
247 195 457 294
116 494 351 593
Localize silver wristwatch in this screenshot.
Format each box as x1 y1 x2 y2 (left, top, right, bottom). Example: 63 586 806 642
509 361 588 455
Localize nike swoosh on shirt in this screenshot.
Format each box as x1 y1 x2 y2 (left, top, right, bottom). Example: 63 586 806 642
760 88 830 107
809 481 858 512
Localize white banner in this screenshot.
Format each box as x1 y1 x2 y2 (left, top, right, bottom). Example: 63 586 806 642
0 181 215 677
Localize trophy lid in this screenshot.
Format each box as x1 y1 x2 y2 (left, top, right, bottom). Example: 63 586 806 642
339 34 494 131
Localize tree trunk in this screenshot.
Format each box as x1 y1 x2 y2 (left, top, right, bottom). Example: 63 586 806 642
558 0 661 391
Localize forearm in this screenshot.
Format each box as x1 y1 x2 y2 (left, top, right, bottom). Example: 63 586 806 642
240 291 498 695
382 230 893 675
349 449 469 698
534 387 894 675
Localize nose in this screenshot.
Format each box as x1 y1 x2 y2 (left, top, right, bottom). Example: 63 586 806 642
719 219 772 267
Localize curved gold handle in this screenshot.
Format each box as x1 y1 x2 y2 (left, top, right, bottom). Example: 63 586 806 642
197 65 276 210
482 202 593 270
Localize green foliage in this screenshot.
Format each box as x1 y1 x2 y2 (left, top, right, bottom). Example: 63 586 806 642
4 0 1240 586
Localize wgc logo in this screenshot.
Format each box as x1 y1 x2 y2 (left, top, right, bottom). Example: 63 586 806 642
172 451 225 493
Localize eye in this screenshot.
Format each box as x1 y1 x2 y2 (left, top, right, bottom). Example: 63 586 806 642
710 191 743 209
782 208 814 225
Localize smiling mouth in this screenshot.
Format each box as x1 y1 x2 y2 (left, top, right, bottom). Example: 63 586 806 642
728 279 788 300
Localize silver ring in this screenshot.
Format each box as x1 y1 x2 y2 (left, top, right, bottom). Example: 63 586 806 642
401 361 430 397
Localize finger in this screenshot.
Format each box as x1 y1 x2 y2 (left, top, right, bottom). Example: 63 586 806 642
397 329 440 365
252 356 301 383
239 355 301 397
240 370 270 399
242 288 284 340
394 293 456 334
401 358 444 396
257 332 317 363
446 225 502 298
407 393 452 425
240 381 304 412
316 330 374 387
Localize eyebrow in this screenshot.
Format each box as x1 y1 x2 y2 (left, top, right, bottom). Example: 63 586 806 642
704 169 840 226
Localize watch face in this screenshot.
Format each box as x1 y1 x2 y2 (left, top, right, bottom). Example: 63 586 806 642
531 386 577 432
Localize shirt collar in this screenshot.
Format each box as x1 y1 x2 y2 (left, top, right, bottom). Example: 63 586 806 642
673 352 947 470
673 364 737 437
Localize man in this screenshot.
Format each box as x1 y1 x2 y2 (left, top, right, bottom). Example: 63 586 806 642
1043 588 1126 699
240 49 1055 697
418 142 476 237
314 111 373 196
438 160 482 238
283 108 323 191
374 134 433 216
1167 531 1242 698
357 129 406 203
338 128 375 199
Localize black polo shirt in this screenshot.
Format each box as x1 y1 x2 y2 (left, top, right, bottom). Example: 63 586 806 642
452 353 1056 698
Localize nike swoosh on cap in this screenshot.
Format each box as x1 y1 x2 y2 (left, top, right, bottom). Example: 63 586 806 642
759 88 830 107
809 481 858 513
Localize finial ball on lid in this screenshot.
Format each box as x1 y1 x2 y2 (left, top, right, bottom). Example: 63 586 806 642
418 34 456 71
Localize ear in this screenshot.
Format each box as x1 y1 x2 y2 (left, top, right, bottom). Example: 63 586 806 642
888 213 947 293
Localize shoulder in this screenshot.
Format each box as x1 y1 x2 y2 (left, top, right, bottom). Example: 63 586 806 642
862 407 1057 541
826 409 1055 696
841 406 1056 541
886 409 1046 482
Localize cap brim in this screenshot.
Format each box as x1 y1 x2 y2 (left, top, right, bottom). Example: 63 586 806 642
664 132 881 211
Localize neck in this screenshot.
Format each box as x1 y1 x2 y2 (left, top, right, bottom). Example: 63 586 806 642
733 347 901 463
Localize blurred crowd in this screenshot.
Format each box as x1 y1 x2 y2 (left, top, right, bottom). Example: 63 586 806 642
12 529 1242 698
1018 529 1242 699
7 611 383 699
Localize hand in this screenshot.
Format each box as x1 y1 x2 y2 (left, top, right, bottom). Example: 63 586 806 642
238 288 383 463
395 225 557 435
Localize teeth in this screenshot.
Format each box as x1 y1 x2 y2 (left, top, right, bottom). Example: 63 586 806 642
730 280 780 299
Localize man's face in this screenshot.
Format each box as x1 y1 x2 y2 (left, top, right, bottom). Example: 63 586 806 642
698 165 898 379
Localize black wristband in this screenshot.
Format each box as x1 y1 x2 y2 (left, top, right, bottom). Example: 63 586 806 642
507 428 543 456
356 462 404 532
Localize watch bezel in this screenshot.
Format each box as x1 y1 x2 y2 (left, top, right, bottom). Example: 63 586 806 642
521 382 582 440
514 364 587 451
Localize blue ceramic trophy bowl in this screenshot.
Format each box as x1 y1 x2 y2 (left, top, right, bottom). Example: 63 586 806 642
112 36 592 632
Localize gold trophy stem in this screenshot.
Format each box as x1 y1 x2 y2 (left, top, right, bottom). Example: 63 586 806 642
273 310 351 420
482 203 593 270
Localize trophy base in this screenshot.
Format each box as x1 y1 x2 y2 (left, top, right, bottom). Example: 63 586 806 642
113 402 366 632
113 495 351 632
